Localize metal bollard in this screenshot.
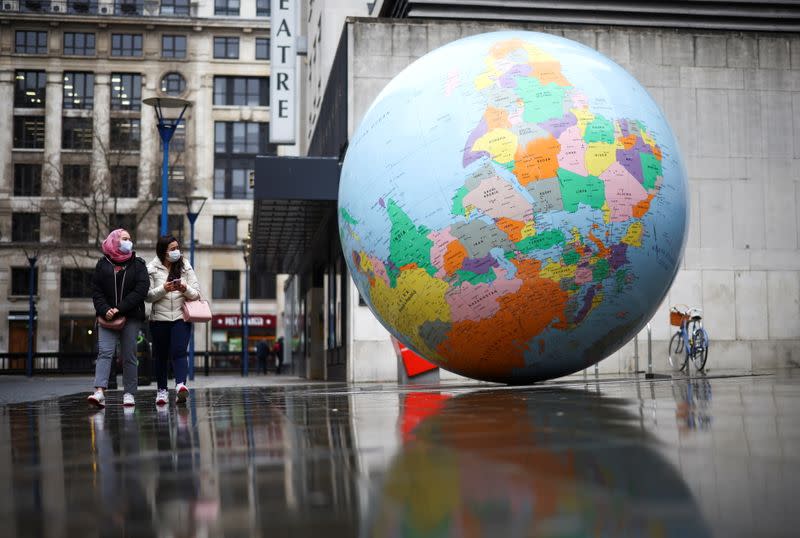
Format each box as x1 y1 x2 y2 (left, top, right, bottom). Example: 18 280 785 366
633 332 640 373
647 322 652 374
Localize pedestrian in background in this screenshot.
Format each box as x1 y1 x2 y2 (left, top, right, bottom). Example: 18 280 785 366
146 235 201 406
87 229 149 408
256 340 269 375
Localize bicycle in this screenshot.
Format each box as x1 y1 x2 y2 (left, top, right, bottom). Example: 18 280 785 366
668 305 709 372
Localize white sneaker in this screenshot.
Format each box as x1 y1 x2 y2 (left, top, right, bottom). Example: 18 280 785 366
176 383 189 404
123 393 135 407
155 389 168 406
87 389 105 408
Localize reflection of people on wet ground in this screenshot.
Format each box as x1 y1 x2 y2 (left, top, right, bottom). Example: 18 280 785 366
90 409 153 537
154 406 200 537
372 388 712 537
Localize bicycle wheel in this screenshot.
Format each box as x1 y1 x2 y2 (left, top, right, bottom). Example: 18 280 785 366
668 331 687 371
691 327 709 371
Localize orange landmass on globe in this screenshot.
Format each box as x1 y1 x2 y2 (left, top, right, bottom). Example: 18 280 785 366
632 194 655 218
437 258 568 379
443 239 468 275
513 136 561 186
495 217 527 242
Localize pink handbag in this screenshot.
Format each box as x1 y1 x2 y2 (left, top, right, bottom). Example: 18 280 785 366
182 298 212 323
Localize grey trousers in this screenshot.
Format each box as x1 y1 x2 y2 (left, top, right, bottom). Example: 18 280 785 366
93 319 142 394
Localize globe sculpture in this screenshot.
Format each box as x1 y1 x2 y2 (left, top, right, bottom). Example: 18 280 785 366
338 31 688 383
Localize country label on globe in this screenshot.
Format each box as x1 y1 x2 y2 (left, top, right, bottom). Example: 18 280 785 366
339 31 688 383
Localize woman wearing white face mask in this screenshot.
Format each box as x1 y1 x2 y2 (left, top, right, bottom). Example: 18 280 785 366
146 235 201 406
88 229 149 408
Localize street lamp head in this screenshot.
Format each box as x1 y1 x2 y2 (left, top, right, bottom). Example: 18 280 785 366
143 96 193 109
185 194 208 217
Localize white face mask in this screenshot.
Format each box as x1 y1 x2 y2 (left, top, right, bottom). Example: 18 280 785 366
167 250 181 262
119 240 133 253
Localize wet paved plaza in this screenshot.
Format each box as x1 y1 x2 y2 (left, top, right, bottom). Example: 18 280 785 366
1 372 798 537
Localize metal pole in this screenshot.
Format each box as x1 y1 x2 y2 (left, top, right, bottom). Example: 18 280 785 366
646 323 653 375
634 332 640 373
26 256 37 378
187 213 198 380
160 132 170 236
243 262 250 377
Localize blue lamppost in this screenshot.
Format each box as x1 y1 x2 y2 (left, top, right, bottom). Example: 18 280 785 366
143 97 192 236
242 236 251 377
185 195 207 381
26 254 37 378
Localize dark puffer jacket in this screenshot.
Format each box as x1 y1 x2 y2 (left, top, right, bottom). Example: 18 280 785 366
92 254 149 321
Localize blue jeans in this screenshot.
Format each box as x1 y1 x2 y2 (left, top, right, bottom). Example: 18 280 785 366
150 320 192 390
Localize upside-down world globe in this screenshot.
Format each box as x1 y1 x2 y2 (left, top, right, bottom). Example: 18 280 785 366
338 31 688 383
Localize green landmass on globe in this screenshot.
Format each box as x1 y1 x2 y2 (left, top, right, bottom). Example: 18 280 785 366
339 32 687 383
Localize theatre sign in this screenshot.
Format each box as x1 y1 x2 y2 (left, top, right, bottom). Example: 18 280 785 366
270 0 296 143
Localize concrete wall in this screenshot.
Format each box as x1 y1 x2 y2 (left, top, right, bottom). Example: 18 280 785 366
345 18 800 378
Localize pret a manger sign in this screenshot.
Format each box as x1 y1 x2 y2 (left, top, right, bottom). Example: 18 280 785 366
270 0 296 144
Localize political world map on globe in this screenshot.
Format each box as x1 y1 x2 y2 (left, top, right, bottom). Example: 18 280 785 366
338 31 688 383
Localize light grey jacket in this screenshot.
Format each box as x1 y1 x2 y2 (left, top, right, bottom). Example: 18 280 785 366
145 257 201 322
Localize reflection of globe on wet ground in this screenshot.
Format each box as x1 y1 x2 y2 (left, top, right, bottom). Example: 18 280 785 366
339 31 688 383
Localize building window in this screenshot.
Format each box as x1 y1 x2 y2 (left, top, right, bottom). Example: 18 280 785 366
15 31 47 54
256 0 269 17
160 0 189 15
63 165 90 196
14 70 46 108
60 269 94 298
117 1 144 16
255 38 270 60
110 214 137 235
162 35 187 58
214 0 239 16
213 76 268 106
14 164 42 196
212 270 240 299
110 118 141 150
61 214 89 244
20 0 49 12
160 73 186 96
13 116 45 149
214 166 252 200
213 216 237 245
110 167 138 198
111 34 143 57
213 37 239 59
214 122 275 200
63 32 95 56
66 1 95 15
62 118 93 150
63 72 94 109
158 214 185 241
111 73 142 110
251 271 276 299
215 121 274 155
12 213 40 242
11 267 38 296
59 317 95 353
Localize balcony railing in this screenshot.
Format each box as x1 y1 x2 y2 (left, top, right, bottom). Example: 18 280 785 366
4 0 195 17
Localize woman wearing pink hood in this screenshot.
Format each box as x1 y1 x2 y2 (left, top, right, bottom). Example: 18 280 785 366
87 229 149 408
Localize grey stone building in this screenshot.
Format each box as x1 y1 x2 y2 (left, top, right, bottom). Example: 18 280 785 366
0 0 282 368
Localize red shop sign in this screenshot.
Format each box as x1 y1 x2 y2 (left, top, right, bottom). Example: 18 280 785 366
212 314 276 329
